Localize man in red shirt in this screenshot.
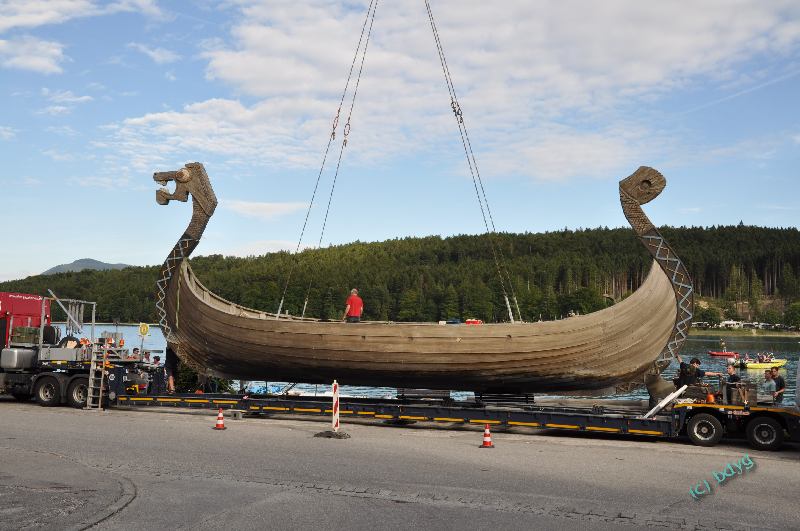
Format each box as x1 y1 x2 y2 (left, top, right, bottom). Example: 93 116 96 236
342 288 364 323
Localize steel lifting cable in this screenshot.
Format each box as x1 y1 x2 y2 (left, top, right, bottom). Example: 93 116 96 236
299 0 380 318
424 0 522 322
277 0 379 318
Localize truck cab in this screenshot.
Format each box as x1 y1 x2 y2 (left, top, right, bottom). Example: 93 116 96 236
0 292 52 349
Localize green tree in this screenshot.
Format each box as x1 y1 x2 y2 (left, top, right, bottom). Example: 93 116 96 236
440 285 459 320
759 308 782 324
693 305 721 325
397 288 422 321
746 272 764 319
778 264 799 302
784 302 800 327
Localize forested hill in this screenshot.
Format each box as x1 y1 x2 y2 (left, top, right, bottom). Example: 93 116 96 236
2 225 800 324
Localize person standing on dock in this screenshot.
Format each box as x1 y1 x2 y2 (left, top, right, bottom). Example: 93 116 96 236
675 354 723 386
342 288 364 323
761 370 776 402
771 367 786 404
723 364 742 403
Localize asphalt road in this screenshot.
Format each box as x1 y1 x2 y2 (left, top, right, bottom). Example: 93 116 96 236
1 398 797 530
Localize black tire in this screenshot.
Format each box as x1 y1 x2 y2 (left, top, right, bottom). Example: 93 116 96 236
687 413 723 447
746 416 784 451
66 378 89 409
58 335 80 348
34 377 62 407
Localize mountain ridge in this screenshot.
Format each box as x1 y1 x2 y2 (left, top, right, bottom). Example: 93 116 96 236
42 258 131 275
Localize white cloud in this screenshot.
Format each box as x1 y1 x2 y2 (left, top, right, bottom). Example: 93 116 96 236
0 0 163 34
128 42 181 64
223 200 309 221
793 134 800 144
164 70 176 81
42 88 93 103
22 176 42 186
0 36 66 73
0 1 95 33
69 175 129 189
758 204 795 211
0 126 16 139
42 148 74 161
45 125 79 136
481 125 649 181
37 105 72 115
205 1 800 105
0 1 163 75
96 1 800 182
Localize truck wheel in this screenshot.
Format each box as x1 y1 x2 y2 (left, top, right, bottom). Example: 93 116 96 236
34 377 62 407
746 416 784 451
66 378 89 408
687 413 723 447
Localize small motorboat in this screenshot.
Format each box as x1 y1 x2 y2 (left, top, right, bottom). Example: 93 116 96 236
742 359 787 370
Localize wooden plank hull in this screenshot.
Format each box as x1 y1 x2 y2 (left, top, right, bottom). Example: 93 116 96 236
166 260 676 392
153 163 693 394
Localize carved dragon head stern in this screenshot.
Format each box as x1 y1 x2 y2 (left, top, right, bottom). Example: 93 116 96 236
619 166 666 206
617 165 694 398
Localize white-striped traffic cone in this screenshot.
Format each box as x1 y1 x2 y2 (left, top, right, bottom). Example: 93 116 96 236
212 408 227 430
479 424 494 448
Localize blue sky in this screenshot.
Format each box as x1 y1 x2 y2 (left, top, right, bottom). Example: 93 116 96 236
1 0 799 281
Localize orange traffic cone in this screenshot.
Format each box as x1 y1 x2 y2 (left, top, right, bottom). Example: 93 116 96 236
479 424 494 448
213 408 227 430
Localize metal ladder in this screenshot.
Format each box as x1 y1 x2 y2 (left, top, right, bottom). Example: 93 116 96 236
85 347 108 410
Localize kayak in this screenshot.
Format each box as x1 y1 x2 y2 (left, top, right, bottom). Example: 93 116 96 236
708 350 738 357
742 359 787 369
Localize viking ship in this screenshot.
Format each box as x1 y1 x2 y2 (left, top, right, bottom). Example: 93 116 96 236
153 163 692 394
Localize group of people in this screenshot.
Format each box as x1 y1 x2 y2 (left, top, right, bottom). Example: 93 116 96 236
762 367 787 404
737 352 775 364
131 347 176 394
675 354 786 404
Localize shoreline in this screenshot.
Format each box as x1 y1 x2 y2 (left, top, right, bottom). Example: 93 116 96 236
57 322 800 340
688 329 800 339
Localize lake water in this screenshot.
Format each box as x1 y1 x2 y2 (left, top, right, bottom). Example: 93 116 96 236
66 324 797 404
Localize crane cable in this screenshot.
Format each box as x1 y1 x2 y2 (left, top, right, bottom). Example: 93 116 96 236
277 0 379 318
424 0 522 323
299 0 379 317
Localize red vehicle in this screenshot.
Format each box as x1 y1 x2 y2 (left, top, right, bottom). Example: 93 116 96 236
0 292 52 349
708 350 739 357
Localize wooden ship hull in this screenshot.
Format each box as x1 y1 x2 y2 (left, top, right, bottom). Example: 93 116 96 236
154 163 693 393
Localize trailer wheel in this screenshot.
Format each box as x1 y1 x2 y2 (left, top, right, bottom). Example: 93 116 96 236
34 377 62 407
746 416 784 451
687 413 723 447
66 378 89 409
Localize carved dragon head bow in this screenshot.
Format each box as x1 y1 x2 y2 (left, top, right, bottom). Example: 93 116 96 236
154 162 217 239
153 162 218 344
